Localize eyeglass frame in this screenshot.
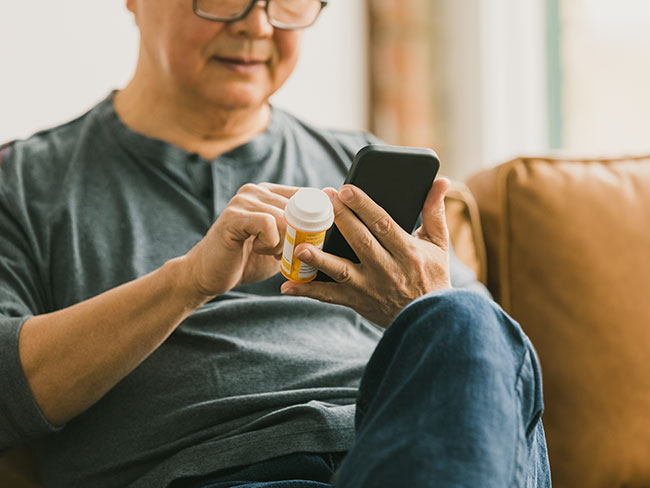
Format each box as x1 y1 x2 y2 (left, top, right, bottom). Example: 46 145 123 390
192 0 329 30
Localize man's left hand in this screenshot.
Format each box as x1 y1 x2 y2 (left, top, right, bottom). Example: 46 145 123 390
280 179 452 327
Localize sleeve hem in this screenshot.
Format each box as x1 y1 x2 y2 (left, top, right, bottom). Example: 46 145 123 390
0 316 64 448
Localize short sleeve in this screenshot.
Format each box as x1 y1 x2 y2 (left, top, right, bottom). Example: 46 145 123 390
0 143 62 449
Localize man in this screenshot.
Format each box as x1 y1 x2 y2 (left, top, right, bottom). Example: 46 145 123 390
0 0 551 486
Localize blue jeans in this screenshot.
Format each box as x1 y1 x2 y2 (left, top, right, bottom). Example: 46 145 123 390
186 289 551 487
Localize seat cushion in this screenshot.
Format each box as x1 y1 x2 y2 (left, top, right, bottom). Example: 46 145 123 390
467 155 650 487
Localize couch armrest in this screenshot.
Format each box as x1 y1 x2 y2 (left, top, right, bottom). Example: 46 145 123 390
444 180 487 285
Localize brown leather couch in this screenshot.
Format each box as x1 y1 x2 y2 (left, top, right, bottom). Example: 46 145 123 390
2 155 649 487
467 155 650 487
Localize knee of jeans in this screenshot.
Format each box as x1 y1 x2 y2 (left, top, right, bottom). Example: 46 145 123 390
393 289 527 368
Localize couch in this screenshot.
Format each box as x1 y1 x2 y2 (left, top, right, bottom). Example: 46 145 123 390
466 155 650 487
2 154 649 487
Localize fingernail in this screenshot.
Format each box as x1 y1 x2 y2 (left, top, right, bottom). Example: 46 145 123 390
296 248 312 261
339 187 353 203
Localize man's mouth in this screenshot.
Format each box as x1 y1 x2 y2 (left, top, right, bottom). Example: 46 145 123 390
211 56 268 74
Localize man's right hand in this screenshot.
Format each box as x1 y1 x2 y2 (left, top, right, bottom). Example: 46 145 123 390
17 182 299 426
183 182 299 300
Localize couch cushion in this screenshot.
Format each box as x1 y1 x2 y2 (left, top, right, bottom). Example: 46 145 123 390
467 155 650 488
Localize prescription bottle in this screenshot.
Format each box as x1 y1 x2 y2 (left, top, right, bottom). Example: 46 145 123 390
281 188 334 283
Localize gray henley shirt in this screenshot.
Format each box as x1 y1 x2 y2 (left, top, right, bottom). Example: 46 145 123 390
0 94 484 487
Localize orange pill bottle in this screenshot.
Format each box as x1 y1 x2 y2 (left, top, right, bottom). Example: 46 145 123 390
281 188 334 283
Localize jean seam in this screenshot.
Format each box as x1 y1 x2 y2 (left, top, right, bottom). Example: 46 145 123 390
510 348 532 487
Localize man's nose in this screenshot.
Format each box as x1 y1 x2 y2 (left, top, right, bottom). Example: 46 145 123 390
228 0 274 37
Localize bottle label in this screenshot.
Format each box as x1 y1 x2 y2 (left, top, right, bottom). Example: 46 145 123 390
281 223 327 282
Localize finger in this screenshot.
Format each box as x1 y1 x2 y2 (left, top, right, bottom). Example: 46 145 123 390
225 210 281 254
258 182 301 199
232 195 286 224
236 183 293 210
230 186 290 222
293 242 360 284
323 188 390 263
227 200 285 254
336 185 410 254
280 280 356 309
252 236 284 256
418 178 451 250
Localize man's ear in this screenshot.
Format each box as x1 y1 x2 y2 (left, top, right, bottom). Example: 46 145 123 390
126 0 137 16
126 0 139 25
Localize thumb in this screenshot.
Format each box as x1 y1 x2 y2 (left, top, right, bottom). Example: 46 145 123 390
418 177 451 250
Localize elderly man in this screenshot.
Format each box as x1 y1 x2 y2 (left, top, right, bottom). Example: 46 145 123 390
0 0 550 486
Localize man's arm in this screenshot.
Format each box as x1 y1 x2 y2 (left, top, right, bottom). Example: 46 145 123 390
19 256 203 427
16 182 297 428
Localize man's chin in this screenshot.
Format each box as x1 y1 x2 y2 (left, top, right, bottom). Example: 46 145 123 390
200 88 270 112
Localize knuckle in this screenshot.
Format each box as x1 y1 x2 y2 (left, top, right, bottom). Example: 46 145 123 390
237 183 258 195
321 292 337 304
257 216 280 246
372 215 393 236
259 212 277 228
402 241 421 261
258 182 275 195
356 232 374 253
221 206 240 220
334 265 352 284
393 272 410 293
229 193 247 206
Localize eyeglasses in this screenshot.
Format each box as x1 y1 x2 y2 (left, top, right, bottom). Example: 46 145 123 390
193 0 328 30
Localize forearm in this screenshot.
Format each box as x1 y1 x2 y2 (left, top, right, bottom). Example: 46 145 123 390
18 256 208 426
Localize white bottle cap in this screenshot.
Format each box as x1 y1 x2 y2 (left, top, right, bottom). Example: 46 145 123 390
285 188 335 233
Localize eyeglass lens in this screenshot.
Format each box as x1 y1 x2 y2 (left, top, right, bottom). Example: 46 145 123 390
195 0 323 28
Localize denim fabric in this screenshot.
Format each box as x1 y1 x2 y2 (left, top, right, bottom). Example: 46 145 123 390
179 289 551 488
333 289 551 487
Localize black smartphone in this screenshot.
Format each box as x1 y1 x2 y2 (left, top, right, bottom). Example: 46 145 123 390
315 144 440 281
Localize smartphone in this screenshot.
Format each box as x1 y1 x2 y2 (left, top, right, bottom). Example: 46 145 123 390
315 144 440 281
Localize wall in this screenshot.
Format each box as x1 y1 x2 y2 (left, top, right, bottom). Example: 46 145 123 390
426 0 650 180
272 0 369 131
0 2 138 142
0 0 368 143
560 0 650 156
366 0 437 150
429 0 548 181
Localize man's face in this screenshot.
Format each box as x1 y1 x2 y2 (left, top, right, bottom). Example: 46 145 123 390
128 0 303 109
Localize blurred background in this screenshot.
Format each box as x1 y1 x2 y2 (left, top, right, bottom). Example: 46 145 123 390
1 0 649 180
